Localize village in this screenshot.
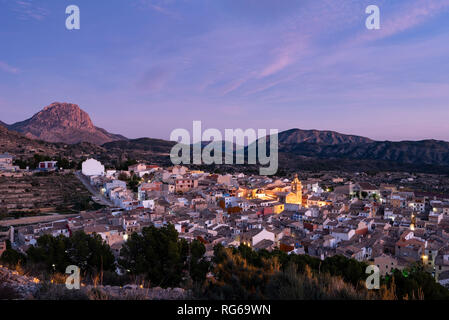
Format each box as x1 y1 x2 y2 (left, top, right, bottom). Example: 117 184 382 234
2 152 449 288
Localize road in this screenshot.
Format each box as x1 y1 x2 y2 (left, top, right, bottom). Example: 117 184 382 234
74 171 114 207
0 213 78 227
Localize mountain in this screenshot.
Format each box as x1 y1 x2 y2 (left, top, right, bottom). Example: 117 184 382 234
7 102 127 145
0 120 8 127
278 128 373 146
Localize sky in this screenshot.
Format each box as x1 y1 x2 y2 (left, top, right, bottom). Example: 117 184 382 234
0 0 449 142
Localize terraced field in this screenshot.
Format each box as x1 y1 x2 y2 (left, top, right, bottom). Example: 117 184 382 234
0 172 100 218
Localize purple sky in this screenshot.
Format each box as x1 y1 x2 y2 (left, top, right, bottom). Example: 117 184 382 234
1 0 449 141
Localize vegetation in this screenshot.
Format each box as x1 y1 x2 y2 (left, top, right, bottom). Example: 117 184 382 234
24 231 115 278
119 225 209 288
0 240 27 267
118 172 141 192
3 225 449 300
196 245 449 300
13 154 77 170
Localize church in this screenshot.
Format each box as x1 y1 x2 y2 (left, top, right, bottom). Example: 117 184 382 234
276 174 303 205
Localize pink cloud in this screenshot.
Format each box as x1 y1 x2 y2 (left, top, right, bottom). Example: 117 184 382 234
135 0 180 19
0 61 20 74
14 0 49 21
136 66 172 92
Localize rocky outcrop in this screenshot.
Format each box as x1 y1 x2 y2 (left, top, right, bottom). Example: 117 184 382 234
7 102 127 145
0 266 40 299
0 266 189 300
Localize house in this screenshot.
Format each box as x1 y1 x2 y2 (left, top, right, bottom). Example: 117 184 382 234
128 163 159 177
171 165 188 175
373 254 403 276
435 248 449 280
261 202 284 215
408 197 426 213
428 211 443 225
323 235 337 248
395 230 426 261
84 225 126 246
122 216 140 234
331 227 355 242
154 198 170 214
253 239 276 251
438 270 449 287
128 163 147 173
390 195 407 208
240 228 275 247
38 161 58 171
175 178 198 193
140 199 155 210
104 180 127 197
0 153 18 171
355 183 379 197
336 245 365 262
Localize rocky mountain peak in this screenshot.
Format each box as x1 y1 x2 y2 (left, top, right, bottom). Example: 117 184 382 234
7 102 127 145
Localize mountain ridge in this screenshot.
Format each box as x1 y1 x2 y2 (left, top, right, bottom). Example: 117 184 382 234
2 102 449 172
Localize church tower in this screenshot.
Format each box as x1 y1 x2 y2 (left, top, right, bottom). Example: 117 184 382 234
286 174 302 205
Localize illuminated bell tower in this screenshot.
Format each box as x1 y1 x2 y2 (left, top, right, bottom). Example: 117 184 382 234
291 174 303 205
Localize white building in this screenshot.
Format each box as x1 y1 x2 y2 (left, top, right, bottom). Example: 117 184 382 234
82 158 105 176
140 199 155 210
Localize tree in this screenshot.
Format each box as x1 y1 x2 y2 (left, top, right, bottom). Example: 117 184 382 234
68 231 115 274
188 239 210 283
127 174 141 193
0 241 27 267
119 225 186 287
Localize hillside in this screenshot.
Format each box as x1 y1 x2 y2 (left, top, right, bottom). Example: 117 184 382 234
277 139 449 166
0 172 101 216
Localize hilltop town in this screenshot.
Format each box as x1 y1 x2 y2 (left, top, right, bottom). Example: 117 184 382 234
2 153 449 291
